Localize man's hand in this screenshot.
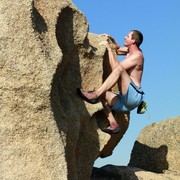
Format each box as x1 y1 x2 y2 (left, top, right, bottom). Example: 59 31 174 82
99 34 114 41
98 40 111 50
99 33 118 47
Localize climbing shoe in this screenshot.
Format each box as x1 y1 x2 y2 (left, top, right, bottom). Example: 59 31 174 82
137 101 148 114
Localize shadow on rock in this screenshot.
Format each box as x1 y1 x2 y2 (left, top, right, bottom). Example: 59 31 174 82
128 141 169 173
91 165 138 180
94 109 130 158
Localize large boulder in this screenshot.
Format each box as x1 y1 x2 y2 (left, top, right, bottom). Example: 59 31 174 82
0 0 129 179
129 116 180 173
91 116 180 179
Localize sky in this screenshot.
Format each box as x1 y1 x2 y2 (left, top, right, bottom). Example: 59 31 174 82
72 0 180 167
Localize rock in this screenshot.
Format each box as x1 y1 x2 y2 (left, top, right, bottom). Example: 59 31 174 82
0 0 130 179
129 116 180 173
91 165 180 180
96 110 130 158
92 117 180 179
91 165 139 180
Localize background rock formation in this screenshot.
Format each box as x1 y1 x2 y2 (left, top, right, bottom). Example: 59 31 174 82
92 116 180 179
91 165 180 180
129 116 180 173
0 0 130 179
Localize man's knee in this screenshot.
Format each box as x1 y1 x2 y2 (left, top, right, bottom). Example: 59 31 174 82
114 64 125 74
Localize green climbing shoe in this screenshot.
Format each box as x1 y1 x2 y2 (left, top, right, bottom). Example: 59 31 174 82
137 101 148 114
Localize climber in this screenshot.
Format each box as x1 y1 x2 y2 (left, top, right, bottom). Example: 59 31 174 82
77 30 145 134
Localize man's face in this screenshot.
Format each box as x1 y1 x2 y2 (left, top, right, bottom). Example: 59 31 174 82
124 31 135 47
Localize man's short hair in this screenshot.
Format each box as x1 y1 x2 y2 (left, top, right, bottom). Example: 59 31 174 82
131 30 143 47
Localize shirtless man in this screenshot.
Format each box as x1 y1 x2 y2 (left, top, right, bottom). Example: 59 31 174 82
77 30 144 134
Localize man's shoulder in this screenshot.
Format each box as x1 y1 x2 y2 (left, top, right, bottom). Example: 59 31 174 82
134 51 144 60
128 51 143 59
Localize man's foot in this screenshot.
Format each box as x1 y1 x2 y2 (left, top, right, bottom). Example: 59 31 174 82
101 125 120 134
77 88 99 104
137 101 148 114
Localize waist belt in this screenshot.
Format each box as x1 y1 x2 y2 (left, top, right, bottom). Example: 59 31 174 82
130 82 145 95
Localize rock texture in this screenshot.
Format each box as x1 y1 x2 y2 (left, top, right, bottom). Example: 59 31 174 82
91 165 180 180
92 116 180 179
129 116 180 173
1 1 179 179
0 0 130 179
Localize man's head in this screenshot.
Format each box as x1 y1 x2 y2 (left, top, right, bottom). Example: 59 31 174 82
124 30 143 48
131 30 143 47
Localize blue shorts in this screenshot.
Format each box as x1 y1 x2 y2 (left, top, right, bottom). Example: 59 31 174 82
111 81 144 112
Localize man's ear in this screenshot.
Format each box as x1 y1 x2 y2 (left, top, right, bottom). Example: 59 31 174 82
132 39 136 44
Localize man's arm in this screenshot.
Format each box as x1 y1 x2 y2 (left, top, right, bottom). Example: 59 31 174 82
103 34 129 55
99 33 129 55
116 47 129 55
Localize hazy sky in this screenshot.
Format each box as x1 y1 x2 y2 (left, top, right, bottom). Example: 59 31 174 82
72 0 180 167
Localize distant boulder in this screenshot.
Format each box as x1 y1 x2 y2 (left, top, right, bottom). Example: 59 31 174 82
92 116 180 179
129 116 180 173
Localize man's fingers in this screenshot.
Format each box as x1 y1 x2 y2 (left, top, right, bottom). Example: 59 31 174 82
99 33 109 37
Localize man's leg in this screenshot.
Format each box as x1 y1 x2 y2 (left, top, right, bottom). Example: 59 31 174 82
78 64 131 103
101 97 120 134
97 64 131 97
